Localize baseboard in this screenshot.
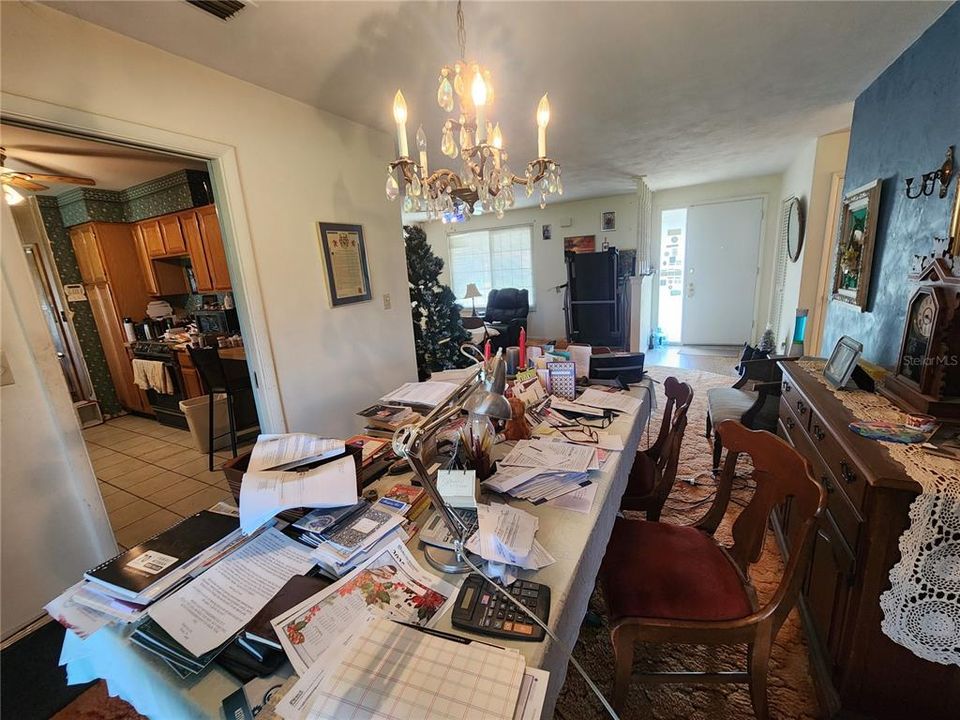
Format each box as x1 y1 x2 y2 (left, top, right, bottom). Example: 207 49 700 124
1 613 51 650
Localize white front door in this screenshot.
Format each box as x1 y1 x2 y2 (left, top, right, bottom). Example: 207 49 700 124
681 198 763 345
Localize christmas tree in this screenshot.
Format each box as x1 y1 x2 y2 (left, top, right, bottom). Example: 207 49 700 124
404 224 471 380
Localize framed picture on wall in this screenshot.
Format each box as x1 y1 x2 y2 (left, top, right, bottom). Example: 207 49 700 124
831 179 882 312
317 222 372 307
542 224 552 240
564 235 596 253
601 211 616 231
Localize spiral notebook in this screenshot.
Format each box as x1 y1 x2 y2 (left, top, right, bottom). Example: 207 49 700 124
84 510 239 600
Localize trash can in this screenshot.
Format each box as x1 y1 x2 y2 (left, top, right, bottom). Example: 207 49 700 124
180 394 231 453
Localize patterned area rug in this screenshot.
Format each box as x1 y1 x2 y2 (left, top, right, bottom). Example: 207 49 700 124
554 365 820 720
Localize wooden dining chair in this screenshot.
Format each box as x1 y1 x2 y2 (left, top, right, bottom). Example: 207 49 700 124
619 376 694 520
600 420 825 719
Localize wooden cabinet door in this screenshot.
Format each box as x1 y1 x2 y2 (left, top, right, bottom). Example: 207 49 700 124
180 210 214 292
197 205 231 291
805 509 855 669
69 225 107 283
139 220 166 257
181 366 204 399
133 226 161 295
87 283 145 413
159 214 187 256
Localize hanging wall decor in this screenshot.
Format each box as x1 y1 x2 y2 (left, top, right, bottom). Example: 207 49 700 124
317 222 372 307
831 179 882 311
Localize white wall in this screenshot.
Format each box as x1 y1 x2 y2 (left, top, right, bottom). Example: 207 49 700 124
1 203 117 638
652 174 784 343
420 194 639 339
770 130 850 351
0 3 417 439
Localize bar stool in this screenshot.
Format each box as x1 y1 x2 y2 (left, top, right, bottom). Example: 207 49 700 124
187 346 254 470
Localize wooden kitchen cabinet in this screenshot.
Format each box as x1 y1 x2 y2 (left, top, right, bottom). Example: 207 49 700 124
134 225 189 297
158 214 188 256
177 350 204 399
69 224 107 284
183 205 231 292
68 222 152 414
139 219 166 257
774 362 959 719
133 226 160 295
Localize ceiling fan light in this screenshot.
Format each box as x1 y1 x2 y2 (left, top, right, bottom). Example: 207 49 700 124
3 185 25 205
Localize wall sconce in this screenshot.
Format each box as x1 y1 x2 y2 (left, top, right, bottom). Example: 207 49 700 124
905 145 954 199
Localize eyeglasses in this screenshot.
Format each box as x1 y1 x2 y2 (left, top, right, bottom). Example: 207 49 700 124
555 423 599 444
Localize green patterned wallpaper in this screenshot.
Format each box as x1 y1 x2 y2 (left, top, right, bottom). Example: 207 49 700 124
36 196 123 417
57 169 213 227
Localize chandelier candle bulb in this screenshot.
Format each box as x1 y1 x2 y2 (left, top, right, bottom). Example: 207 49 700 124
537 94 550 158
393 90 409 157
492 124 503 168
472 72 488 144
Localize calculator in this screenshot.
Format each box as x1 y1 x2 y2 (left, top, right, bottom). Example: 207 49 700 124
451 574 550 642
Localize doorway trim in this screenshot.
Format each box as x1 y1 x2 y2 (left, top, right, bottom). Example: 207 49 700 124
1 92 286 432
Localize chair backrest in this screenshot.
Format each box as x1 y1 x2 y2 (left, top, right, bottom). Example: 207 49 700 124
648 377 694 508
708 420 826 630
484 288 529 324
461 316 485 330
187 346 244 394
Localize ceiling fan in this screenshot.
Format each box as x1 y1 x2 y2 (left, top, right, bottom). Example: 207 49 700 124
1 146 96 205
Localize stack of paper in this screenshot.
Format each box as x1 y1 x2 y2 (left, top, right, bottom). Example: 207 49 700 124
566 386 642 415
310 504 407 577
275 618 545 720
500 438 597 473
465 504 555 573
286 502 367 548
380 380 459 407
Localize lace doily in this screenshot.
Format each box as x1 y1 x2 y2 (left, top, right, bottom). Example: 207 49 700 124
798 359 960 666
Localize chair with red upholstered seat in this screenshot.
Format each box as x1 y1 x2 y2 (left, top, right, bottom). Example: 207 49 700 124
620 376 693 520
600 420 825 719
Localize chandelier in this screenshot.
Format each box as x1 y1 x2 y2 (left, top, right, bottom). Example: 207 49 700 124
386 1 561 221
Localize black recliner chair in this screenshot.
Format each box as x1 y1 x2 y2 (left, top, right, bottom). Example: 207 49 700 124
484 288 529 351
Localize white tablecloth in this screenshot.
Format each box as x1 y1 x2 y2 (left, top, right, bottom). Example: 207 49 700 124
61 380 656 719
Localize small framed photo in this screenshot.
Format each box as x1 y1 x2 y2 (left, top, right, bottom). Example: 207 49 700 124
542 224 552 240
317 222 372 307
823 335 863 390
601 211 616 231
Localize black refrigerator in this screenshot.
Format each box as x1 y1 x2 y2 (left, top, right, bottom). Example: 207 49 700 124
563 248 630 348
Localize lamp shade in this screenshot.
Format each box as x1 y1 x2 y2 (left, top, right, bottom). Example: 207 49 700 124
464 283 483 300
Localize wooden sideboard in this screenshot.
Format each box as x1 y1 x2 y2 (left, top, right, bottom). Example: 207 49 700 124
774 361 959 719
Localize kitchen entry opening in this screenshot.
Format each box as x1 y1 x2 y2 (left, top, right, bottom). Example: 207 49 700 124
4 122 258 546
657 208 687 344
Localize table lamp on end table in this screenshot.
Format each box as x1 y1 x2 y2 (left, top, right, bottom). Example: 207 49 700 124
464 283 483 317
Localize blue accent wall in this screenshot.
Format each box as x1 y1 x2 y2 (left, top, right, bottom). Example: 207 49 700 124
822 4 960 367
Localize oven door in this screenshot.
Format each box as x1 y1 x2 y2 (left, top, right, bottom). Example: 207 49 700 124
137 355 188 429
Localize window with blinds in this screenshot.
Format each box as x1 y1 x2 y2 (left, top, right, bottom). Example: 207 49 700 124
448 225 534 308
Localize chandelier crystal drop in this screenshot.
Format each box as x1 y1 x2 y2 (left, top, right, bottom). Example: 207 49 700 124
386 0 561 221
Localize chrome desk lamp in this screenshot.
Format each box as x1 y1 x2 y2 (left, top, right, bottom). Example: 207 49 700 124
391 348 511 572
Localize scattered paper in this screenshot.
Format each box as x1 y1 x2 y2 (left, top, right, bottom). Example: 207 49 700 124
148 527 315 657
248 433 345 472
574 387 642 415
544 482 598 514
240 454 358 534
500 438 597 473
380 381 459 407
515 667 551 720
45 581 112 639
482 466 542 494
549 397 606 417
465 533 555 571
272 539 456 675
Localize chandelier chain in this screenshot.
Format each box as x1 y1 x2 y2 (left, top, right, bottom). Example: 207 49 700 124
456 0 466 60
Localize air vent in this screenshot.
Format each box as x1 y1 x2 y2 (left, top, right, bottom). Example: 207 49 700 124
186 1 246 21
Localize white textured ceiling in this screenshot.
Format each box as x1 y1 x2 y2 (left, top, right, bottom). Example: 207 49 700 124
0 123 206 195
43 1 949 199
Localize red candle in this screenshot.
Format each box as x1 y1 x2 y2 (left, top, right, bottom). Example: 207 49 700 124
518 328 527 368
484 339 492 361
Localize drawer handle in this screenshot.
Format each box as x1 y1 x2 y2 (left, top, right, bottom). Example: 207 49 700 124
783 381 792 393
796 401 807 416
840 461 857 484
812 424 825 442
785 416 796 430
822 475 835 494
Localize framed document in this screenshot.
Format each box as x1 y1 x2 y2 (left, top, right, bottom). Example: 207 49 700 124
317 222 372 307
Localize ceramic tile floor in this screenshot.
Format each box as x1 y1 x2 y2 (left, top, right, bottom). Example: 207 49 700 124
84 415 253 549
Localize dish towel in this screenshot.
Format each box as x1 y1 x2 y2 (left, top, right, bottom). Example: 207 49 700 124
132 359 175 395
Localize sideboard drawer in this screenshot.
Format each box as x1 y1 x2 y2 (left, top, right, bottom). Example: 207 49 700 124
810 407 867 509
781 377 812 431
779 394 808 440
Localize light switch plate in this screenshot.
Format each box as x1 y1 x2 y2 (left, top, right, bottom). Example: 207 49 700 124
382 293 392 310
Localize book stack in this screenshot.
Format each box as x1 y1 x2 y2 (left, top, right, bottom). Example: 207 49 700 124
285 502 367 548
310 504 407 578
382 483 429 522
345 434 396 485
356 404 420 439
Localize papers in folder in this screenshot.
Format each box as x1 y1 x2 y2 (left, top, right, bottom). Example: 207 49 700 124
380 380 459 407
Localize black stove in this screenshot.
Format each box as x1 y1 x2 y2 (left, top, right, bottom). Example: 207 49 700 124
131 341 187 429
